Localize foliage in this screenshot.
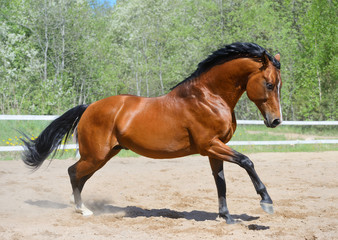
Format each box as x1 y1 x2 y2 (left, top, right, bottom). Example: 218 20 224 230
0 0 336 120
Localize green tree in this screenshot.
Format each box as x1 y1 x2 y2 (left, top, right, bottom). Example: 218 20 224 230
0 0 336 121
0 0 41 114
294 0 337 120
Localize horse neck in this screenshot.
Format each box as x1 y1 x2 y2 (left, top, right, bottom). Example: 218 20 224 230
199 58 259 110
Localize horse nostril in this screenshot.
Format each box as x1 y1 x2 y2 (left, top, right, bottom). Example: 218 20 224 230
272 119 281 127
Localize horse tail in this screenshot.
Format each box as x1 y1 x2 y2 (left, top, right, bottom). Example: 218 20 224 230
21 104 89 170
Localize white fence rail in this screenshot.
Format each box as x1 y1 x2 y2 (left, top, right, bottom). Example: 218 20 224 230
0 115 59 120
1 115 337 152
1 115 338 125
236 120 338 125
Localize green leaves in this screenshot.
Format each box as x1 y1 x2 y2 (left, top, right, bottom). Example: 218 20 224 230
0 0 336 120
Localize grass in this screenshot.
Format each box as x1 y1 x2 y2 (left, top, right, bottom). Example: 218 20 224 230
231 125 338 141
232 143 338 153
0 120 337 160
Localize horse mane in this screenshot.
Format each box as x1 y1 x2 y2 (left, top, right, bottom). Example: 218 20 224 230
171 42 281 89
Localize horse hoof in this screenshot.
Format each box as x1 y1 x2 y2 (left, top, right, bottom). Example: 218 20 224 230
75 204 93 216
225 217 237 224
81 209 93 217
260 202 274 214
216 214 238 224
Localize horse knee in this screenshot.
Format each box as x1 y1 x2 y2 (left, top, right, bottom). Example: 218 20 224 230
238 156 254 169
232 150 252 167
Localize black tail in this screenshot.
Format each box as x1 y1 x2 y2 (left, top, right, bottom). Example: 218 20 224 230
21 104 89 169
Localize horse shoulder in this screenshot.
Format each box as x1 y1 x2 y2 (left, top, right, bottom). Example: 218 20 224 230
182 96 235 150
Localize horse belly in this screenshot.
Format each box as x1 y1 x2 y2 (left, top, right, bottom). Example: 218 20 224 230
117 116 193 159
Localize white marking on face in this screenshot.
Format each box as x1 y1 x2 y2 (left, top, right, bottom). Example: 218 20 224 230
277 79 283 122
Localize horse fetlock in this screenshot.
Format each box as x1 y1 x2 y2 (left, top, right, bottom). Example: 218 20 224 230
257 186 267 196
259 190 272 204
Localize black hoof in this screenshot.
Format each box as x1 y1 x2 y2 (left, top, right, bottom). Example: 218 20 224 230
260 201 274 214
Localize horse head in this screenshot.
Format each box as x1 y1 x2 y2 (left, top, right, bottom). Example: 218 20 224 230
246 53 282 128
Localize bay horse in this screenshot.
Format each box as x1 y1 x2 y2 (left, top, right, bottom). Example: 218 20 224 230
22 42 282 224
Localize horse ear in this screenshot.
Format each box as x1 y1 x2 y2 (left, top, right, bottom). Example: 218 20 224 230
274 53 280 62
260 52 270 71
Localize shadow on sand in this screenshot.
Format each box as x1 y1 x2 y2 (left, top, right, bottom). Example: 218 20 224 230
25 199 68 209
25 199 270 230
87 200 264 225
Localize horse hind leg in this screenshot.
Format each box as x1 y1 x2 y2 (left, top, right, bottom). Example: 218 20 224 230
209 157 236 224
68 170 94 216
68 161 94 216
68 149 120 216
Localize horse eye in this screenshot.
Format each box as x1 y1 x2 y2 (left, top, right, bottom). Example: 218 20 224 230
266 82 274 90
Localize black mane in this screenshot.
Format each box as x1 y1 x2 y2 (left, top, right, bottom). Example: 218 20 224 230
171 42 280 89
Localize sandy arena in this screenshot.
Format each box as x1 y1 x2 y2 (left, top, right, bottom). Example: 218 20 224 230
0 152 337 239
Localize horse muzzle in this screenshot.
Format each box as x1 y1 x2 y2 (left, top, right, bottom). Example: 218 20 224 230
264 118 281 128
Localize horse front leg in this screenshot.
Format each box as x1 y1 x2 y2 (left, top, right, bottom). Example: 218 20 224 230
231 149 274 214
205 139 273 215
209 158 236 224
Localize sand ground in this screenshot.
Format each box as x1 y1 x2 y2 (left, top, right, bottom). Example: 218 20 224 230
0 151 337 239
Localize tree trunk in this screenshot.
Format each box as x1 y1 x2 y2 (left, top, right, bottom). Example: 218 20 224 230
43 0 48 82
